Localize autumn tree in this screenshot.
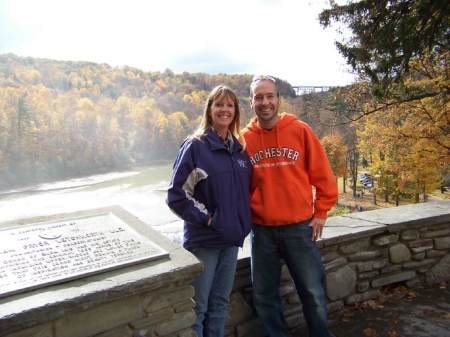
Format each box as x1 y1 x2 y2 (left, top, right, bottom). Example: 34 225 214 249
358 101 444 205
0 53 310 189
321 133 347 194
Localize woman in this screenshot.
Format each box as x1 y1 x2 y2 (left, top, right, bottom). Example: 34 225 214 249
166 85 252 337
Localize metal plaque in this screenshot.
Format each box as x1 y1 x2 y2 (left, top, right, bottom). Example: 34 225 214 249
0 213 169 298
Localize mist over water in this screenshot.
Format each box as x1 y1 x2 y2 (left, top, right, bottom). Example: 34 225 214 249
0 164 184 245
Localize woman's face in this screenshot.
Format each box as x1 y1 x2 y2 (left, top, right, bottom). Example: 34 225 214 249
210 94 235 134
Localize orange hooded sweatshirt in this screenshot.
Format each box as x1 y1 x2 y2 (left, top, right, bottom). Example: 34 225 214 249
242 113 338 226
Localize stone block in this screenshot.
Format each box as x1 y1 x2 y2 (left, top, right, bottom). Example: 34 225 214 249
5 323 53 337
284 305 302 317
349 250 382 262
421 228 450 238
357 281 370 292
429 223 450 231
132 330 152 337
372 233 399 246
155 310 196 336
338 238 370 255
280 264 291 281
381 265 402 274
324 257 347 271
372 259 388 269
146 285 195 313
96 326 132 337
411 245 434 254
405 278 422 288
426 255 450 285
389 243 411 263
322 251 341 263
356 261 375 272
287 293 300 305
285 313 305 330
412 253 426 260
435 237 450 250
408 239 433 248
358 271 379 279
327 299 344 314
130 308 173 329
177 328 197 337
345 290 381 305
426 249 446 258
326 265 356 301
54 296 141 337
280 283 295 296
175 299 196 313
371 271 416 288
401 229 420 241
226 292 252 326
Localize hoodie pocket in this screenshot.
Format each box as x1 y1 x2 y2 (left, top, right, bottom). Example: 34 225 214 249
252 182 311 222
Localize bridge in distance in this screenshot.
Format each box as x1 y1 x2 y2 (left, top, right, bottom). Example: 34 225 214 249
292 86 337 95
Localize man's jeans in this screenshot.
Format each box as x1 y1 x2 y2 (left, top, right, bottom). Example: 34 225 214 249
251 221 333 337
190 246 238 337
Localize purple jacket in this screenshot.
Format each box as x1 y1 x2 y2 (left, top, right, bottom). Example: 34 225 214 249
166 129 252 250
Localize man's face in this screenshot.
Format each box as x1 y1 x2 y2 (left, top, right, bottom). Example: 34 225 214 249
250 79 281 129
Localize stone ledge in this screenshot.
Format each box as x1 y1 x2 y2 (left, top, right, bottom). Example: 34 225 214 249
342 200 450 232
0 205 203 336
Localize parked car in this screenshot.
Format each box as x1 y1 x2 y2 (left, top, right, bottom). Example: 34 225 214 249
359 173 371 182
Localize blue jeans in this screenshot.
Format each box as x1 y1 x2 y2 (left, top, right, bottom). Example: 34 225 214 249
190 246 239 337
251 221 333 337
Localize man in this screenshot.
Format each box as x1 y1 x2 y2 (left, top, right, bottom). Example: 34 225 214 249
242 75 338 337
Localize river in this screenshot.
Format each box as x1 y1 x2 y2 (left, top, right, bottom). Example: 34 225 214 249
0 164 184 245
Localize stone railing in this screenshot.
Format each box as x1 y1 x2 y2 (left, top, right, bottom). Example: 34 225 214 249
1 201 449 337
224 200 450 336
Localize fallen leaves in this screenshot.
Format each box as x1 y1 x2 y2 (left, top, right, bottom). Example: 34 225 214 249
367 299 384 309
330 281 450 336
406 291 419 299
363 327 378 336
388 318 402 327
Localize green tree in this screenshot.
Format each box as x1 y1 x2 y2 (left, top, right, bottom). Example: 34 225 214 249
16 93 32 155
319 0 450 95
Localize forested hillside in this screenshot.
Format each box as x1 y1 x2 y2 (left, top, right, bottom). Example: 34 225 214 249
0 53 336 190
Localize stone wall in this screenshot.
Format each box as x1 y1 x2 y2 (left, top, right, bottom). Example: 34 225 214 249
1 201 449 337
224 200 450 337
0 206 203 337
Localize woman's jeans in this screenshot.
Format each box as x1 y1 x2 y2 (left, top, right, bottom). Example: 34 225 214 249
251 221 333 337
189 246 238 337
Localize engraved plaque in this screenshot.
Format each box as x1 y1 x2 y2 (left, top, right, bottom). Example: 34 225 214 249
0 213 169 298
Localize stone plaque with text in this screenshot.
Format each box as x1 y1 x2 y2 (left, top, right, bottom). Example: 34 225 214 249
0 213 169 298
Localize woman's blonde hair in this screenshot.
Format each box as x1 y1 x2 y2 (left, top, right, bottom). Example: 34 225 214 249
191 85 246 150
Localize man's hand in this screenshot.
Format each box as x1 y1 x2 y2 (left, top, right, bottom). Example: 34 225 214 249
309 217 326 241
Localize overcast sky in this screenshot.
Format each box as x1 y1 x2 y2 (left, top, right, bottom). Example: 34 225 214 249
0 0 355 86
